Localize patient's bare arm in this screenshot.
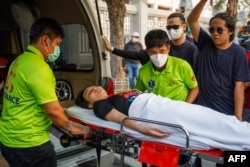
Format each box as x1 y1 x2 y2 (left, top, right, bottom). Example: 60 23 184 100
105 108 170 138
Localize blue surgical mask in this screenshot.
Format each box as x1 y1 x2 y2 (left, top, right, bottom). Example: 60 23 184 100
47 46 60 62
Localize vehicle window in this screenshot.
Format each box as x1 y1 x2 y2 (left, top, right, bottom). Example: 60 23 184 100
53 24 94 71
20 24 94 71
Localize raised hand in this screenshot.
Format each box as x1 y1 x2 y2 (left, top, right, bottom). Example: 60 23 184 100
102 35 113 51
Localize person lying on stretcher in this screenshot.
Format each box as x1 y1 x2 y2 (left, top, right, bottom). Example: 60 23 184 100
76 85 250 150
76 86 169 138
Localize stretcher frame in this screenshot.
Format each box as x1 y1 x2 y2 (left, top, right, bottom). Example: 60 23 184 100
67 113 224 167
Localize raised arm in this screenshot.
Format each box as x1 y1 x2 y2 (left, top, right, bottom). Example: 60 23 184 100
187 0 208 42
102 35 149 65
105 108 169 138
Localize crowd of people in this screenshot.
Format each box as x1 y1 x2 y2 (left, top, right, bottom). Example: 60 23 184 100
103 0 249 121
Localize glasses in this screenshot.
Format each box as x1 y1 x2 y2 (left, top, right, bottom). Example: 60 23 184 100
166 25 181 30
208 27 226 34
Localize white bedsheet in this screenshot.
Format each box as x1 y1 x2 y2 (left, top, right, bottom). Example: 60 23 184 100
128 93 250 151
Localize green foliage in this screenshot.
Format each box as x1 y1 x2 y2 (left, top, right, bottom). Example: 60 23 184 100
213 0 250 20
240 0 250 19
214 0 225 11
103 0 129 6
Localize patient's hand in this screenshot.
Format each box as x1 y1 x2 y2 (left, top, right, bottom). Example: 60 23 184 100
121 118 170 138
145 126 170 138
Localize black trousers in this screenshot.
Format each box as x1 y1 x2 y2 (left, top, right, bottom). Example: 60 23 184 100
0 141 57 167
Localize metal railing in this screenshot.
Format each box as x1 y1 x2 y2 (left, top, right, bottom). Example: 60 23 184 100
112 77 130 94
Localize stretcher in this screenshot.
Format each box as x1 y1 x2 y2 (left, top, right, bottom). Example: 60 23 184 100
66 106 224 167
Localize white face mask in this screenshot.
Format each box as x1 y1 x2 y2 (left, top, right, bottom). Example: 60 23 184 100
131 37 139 43
150 54 168 68
168 28 183 40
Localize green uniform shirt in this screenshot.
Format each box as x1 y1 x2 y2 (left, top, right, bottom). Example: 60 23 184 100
0 45 58 148
135 56 198 101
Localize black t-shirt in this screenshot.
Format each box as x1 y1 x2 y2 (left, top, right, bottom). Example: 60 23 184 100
169 40 199 72
195 29 250 115
93 90 142 120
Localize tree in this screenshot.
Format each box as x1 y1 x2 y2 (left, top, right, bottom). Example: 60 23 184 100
103 0 129 79
214 0 250 20
226 0 238 20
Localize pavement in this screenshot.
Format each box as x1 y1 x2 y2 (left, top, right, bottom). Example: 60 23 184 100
112 154 141 167
1 152 142 167
0 154 8 167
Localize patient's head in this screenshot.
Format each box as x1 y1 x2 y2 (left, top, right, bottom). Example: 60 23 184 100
75 85 109 109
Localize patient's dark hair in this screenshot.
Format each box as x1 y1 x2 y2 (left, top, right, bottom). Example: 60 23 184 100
75 86 91 109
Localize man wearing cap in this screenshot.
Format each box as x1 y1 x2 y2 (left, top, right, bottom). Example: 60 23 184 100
123 32 143 89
